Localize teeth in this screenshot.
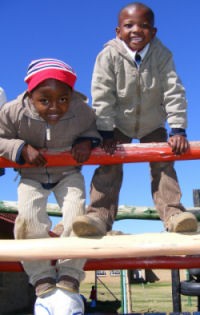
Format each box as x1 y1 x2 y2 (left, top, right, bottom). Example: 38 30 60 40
131 37 143 42
48 115 59 119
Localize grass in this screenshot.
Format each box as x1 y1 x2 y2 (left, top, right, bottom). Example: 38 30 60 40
80 281 199 314
5 280 198 314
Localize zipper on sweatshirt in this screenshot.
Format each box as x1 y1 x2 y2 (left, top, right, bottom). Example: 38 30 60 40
133 69 141 137
44 123 51 184
46 124 51 141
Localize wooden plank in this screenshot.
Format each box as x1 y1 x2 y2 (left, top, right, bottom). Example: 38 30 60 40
0 232 200 261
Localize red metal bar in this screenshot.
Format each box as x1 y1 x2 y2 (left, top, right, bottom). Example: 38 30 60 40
84 256 200 270
1 142 200 168
1 256 200 272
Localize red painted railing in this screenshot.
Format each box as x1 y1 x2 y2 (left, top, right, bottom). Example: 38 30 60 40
1 141 200 167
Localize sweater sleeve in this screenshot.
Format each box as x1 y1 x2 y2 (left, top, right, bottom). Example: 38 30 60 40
0 87 7 106
0 102 25 162
91 47 117 132
158 49 187 130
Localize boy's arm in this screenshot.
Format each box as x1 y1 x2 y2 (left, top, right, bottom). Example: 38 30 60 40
71 140 92 163
0 125 47 167
71 119 101 163
91 49 119 154
91 48 117 133
20 144 47 166
0 111 25 163
159 54 187 129
168 133 189 155
68 99 101 162
158 51 188 154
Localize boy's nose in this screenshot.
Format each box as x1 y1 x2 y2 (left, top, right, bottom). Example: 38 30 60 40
49 102 57 110
132 24 141 32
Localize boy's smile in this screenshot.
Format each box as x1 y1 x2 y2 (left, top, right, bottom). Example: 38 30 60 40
116 5 157 52
29 79 72 125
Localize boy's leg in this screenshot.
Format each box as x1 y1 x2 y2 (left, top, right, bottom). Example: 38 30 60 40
16 179 56 297
53 172 86 291
44 173 85 315
141 128 197 232
72 129 131 237
72 163 123 235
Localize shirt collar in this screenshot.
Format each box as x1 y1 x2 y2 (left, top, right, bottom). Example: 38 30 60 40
122 41 150 61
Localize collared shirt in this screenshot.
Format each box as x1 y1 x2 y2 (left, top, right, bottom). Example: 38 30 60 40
122 41 150 63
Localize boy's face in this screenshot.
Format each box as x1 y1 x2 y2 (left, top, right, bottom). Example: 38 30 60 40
116 5 157 52
29 79 72 125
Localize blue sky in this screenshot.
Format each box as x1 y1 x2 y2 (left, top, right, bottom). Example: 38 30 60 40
1 0 200 234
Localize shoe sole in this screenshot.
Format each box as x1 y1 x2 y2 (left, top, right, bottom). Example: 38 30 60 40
173 213 198 232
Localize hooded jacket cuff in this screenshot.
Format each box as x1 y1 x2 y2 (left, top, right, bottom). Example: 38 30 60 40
169 128 187 137
98 130 114 139
16 143 26 164
73 137 101 148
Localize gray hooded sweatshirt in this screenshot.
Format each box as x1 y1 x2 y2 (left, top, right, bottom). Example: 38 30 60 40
0 91 101 183
91 37 187 139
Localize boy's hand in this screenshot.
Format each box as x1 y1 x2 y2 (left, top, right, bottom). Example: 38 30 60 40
71 140 92 163
21 144 47 166
102 138 118 155
168 135 189 155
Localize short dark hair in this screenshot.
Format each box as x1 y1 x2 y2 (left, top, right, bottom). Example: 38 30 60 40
118 2 155 26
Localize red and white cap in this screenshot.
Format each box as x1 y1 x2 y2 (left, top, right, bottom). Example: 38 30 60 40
24 58 77 91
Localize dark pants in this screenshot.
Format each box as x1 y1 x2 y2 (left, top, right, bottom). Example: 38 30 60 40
86 128 186 230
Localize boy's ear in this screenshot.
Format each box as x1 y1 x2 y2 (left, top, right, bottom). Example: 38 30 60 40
116 27 120 38
26 91 33 100
152 27 157 38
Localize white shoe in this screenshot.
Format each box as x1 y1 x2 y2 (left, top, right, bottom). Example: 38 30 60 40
34 289 56 315
34 288 84 315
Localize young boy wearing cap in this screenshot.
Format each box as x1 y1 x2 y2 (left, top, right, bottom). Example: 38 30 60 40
0 58 101 315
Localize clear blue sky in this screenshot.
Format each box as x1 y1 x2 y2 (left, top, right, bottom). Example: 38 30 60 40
0 0 200 234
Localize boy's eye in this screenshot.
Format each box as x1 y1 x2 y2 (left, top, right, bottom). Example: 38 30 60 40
59 97 68 103
124 23 133 28
140 22 151 29
40 98 49 105
124 22 151 30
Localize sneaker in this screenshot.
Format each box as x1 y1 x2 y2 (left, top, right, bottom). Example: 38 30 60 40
54 288 84 315
72 215 107 237
34 288 84 315
166 212 198 232
34 288 56 315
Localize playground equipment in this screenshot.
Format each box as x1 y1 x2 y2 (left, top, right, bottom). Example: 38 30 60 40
0 232 200 261
0 142 200 313
0 141 200 167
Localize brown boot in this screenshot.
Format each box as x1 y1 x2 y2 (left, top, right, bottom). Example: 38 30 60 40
165 212 198 232
72 215 107 237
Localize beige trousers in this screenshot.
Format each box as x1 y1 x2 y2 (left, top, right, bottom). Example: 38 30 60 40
15 172 86 286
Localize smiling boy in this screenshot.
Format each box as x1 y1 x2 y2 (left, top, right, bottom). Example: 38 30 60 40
0 58 101 314
72 2 198 237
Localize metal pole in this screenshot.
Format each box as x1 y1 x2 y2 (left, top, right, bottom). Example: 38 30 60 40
171 269 182 312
